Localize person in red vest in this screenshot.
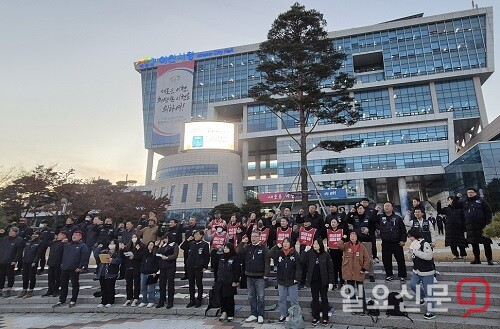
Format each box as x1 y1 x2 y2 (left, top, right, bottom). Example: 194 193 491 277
298 217 317 290
205 226 228 282
209 210 227 234
325 218 347 290
226 214 241 243
272 217 298 246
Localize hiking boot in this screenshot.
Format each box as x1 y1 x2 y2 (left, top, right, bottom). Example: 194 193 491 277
17 290 27 298
23 290 33 298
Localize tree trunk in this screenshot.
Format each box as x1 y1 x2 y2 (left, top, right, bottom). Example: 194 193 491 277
298 89 309 209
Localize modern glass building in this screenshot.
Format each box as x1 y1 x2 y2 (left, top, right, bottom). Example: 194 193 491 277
134 7 495 218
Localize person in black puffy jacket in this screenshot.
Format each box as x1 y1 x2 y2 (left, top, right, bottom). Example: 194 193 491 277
216 243 240 322
269 237 301 323
138 241 158 308
437 197 468 259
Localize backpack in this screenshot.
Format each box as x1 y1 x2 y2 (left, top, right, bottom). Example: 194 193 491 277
204 282 221 317
366 299 380 323
285 305 305 329
386 292 413 322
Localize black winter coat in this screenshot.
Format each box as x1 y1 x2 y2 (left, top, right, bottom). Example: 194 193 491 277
217 254 240 297
437 200 467 248
454 195 493 244
61 240 90 270
157 242 179 269
140 249 159 275
0 236 26 265
23 238 43 264
96 251 122 279
47 240 66 267
301 250 334 287
122 242 145 270
182 240 210 270
269 245 301 287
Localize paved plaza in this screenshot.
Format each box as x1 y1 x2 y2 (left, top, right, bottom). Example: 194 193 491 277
0 313 385 329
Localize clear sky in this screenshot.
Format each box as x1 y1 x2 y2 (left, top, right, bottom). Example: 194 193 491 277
1 0 499 184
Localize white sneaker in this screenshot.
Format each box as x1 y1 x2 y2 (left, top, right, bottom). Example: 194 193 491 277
245 315 258 322
138 303 146 307
105 304 112 308
123 300 131 307
131 299 139 307
258 316 264 324
146 303 155 308
97 304 104 308
219 312 228 321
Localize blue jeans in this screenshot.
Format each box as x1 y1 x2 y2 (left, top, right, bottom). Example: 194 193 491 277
247 277 265 317
410 272 435 311
140 274 156 304
278 284 299 318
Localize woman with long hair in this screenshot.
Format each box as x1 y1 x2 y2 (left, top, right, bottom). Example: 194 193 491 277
138 240 159 308
217 242 240 322
96 239 122 307
301 238 334 326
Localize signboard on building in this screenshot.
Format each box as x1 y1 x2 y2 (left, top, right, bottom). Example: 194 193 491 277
152 61 194 145
183 122 235 151
258 189 347 203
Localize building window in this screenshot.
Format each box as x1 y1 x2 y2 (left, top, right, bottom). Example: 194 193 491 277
354 89 391 120
181 184 188 203
170 185 176 203
196 183 203 202
247 104 277 132
435 79 479 119
212 183 218 202
394 84 433 117
156 164 218 180
228 183 233 203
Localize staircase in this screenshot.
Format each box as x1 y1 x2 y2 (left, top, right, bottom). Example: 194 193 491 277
0 262 498 329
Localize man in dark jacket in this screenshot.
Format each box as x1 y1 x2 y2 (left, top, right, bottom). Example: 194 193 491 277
360 198 380 263
437 197 468 259
36 220 55 274
0 227 26 298
93 218 117 270
52 230 90 308
180 229 209 308
121 221 135 246
42 231 68 297
377 202 407 282
60 217 78 240
13 217 33 273
18 231 44 298
165 219 183 245
180 216 198 280
237 230 270 324
454 188 494 265
303 204 324 230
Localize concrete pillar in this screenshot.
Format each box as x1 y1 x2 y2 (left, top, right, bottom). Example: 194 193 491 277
388 87 396 117
398 177 409 216
392 187 400 205
145 149 155 185
429 81 438 114
242 140 249 180
473 76 488 127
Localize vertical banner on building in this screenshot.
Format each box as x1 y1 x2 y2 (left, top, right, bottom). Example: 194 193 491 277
152 61 194 145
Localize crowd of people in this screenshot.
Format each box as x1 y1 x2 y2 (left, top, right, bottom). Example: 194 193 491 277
0 187 495 325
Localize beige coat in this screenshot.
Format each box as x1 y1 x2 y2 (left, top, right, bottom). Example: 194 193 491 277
338 240 370 282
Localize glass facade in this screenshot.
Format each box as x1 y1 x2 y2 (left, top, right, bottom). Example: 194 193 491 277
244 179 363 197
212 183 218 202
196 183 203 202
277 125 447 154
354 89 391 120
446 142 500 196
228 183 233 203
435 78 479 118
393 84 433 116
140 14 487 148
278 149 449 177
181 184 188 203
247 104 277 132
156 164 218 180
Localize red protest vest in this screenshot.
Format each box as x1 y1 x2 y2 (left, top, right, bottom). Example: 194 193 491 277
210 219 226 234
227 223 239 240
259 228 270 246
211 231 227 249
298 227 316 246
276 227 292 245
327 228 344 249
